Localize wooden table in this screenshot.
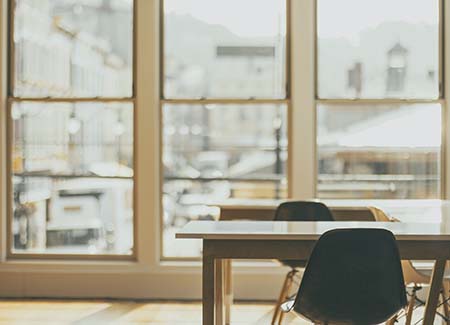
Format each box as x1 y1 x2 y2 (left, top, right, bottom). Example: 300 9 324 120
177 220 450 325
216 199 449 324
216 199 446 222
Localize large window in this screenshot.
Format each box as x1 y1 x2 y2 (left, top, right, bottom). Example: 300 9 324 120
9 0 134 256
316 0 442 199
0 0 449 300
162 0 288 258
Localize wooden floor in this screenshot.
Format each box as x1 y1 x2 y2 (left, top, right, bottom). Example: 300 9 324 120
0 299 308 325
0 299 443 324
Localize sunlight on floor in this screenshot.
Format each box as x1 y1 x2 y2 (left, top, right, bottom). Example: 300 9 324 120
0 299 445 324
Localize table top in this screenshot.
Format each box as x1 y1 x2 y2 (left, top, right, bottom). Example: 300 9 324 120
215 199 450 223
176 221 450 241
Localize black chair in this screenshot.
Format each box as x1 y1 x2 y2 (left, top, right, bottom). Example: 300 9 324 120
283 228 407 325
272 201 334 324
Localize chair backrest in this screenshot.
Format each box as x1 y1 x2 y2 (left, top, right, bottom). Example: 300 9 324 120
369 207 430 285
368 206 390 222
274 201 334 222
368 206 402 222
293 228 407 325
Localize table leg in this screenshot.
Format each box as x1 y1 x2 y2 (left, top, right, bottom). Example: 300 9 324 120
203 254 215 325
215 259 225 325
224 259 233 325
423 259 446 325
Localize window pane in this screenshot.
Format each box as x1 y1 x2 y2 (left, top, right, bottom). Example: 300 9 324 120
317 0 439 99
163 104 287 257
14 0 133 98
11 102 134 254
317 104 441 199
163 0 286 99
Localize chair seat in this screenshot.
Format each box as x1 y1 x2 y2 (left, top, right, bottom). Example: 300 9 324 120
279 259 307 269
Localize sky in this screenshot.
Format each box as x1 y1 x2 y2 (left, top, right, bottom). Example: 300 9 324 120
164 0 286 37
165 0 438 39
318 0 438 39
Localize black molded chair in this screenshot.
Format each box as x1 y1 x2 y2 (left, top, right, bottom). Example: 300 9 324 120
272 201 334 324
283 228 407 325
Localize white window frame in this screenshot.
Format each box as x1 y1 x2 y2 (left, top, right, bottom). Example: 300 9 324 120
0 0 449 300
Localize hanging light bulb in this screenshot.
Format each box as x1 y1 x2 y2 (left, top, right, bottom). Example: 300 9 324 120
11 106 22 120
114 110 125 136
114 121 125 136
68 110 81 135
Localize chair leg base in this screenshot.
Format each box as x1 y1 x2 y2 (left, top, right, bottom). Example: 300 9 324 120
272 269 297 325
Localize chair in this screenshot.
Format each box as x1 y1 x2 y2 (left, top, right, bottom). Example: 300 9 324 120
272 201 334 325
283 228 407 325
369 206 450 325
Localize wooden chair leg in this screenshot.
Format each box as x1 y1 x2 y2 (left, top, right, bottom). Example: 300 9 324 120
385 315 397 325
442 281 450 325
404 287 417 325
277 271 295 325
271 270 295 325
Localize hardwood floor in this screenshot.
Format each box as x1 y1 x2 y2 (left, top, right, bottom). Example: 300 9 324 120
0 299 443 324
0 299 307 324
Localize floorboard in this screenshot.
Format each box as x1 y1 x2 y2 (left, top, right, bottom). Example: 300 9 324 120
0 299 444 324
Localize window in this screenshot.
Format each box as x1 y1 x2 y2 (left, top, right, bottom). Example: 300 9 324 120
13 0 133 98
9 0 135 256
316 0 442 199
317 0 440 99
163 0 286 99
317 104 441 199
162 0 288 258
0 0 449 300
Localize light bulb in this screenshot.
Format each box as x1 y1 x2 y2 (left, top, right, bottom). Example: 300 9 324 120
11 107 22 120
68 118 81 134
114 122 125 136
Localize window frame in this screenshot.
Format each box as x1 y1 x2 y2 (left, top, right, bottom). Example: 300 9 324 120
159 0 292 261
313 0 447 199
5 0 138 260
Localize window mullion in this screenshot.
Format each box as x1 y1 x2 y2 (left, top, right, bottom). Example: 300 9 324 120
316 98 445 106
290 0 316 199
443 0 450 198
9 97 135 103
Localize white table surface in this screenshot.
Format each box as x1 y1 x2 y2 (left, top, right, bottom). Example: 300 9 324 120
176 220 450 241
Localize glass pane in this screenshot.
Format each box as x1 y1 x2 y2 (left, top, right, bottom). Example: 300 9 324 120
163 104 288 257
163 0 286 99
14 0 133 98
317 104 441 199
317 0 439 99
11 102 134 254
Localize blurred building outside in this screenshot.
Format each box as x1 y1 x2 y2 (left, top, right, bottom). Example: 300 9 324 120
11 0 441 257
12 0 134 254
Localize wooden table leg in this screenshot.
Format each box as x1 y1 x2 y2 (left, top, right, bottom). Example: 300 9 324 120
215 259 224 325
203 253 215 325
423 259 446 325
224 259 233 325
